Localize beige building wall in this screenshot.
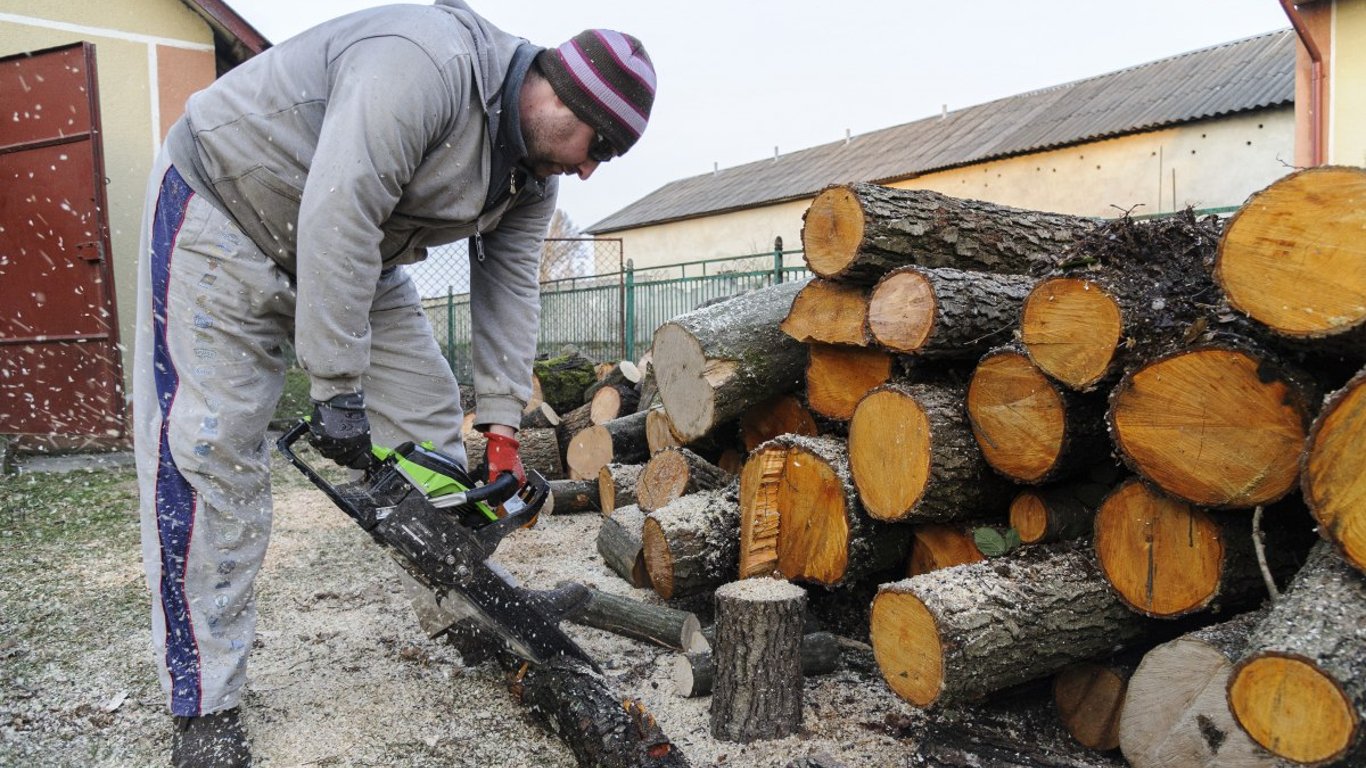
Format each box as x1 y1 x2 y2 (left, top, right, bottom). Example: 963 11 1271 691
615 107 1294 271
1330 0 1366 164
0 2 218 397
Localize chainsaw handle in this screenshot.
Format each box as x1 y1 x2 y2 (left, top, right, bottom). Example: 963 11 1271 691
461 471 521 508
276 420 373 527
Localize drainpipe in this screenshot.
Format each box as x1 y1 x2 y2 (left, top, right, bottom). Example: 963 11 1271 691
1281 0 1325 166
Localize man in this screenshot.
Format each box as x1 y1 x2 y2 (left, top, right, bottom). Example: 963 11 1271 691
132 2 655 764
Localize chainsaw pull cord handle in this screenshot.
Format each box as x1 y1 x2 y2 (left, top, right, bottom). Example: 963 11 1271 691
276 420 376 527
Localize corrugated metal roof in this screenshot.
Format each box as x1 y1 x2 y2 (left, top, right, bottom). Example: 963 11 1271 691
588 30 1294 234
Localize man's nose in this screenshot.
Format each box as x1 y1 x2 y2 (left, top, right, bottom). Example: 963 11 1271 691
573 160 600 180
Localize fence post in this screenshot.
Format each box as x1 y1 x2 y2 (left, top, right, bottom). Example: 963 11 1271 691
446 286 455 369
624 259 636 361
773 236 785 284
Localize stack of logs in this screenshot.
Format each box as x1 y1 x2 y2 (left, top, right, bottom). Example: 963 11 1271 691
573 167 1366 763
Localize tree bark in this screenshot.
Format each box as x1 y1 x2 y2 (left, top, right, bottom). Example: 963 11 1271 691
1302 365 1366 575
563 585 707 653
547 478 600 515
1119 609 1287 768
636 448 733 513
1093 478 1296 619
868 266 1032 356
804 343 895 421
1214 166 1366 352
566 410 651 480
521 401 562 430
967 345 1111 484
709 578 807 742
739 394 819 451
519 427 564 480
849 381 1014 522
1108 341 1313 508
642 487 740 600
597 504 651 589
739 434 911 587
652 279 810 442
780 279 872 346
532 351 599 414
870 542 1155 709
674 631 840 698
1228 542 1366 766
597 462 643 517
800 183 1094 283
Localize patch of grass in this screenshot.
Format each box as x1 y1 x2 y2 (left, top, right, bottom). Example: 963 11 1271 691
0 467 139 544
273 366 313 427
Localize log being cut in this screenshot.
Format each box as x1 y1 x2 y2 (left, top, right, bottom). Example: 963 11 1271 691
652 279 809 443
800 182 1094 282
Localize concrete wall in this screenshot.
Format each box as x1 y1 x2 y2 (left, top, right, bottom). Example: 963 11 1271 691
615 107 1294 271
0 1 217 398
1331 0 1366 164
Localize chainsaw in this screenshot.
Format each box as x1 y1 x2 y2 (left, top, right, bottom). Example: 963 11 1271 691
276 420 597 670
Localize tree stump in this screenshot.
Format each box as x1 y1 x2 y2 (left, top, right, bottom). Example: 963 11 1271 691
709 578 807 742
800 183 1094 282
1228 542 1366 766
849 381 1014 523
642 487 740 600
597 504 651 589
675 631 839 698
867 266 1032 356
636 448 732 513
871 542 1154 709
652 279 810 442
780 279 872 346
804 344 894 421
1302 366 1366 575
1108 343 1312 508
1119 609 1284 768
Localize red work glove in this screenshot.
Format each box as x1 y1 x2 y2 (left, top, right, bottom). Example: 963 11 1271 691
484 431 526 485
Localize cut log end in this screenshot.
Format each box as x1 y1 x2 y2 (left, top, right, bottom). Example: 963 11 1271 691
746 444 851 586
637 449 690 512
806 344 893 421
1215 166 1366 338
641 516 677 599
801 185 866 279
907 524 986 576
739 446 786 579
1303 371 1366 573
1021 277 1123 390
1009 490 1050 545
967 350 1066 483
1110 347 1307 507
652 323 716 442
780 279 871 346
870 589 944 708
566 425 613 480
849 387 931 521
1094 479 1224 618
1228 653 1359 765
740 394 818 452
1054 662 1127 751
867 269 937 352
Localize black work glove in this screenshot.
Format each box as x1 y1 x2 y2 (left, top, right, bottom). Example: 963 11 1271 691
308 393 373 469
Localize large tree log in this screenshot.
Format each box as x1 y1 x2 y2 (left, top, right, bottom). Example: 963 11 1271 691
1119 609 1286 768
849 381 1014 522
597 504 651 589
1020 211 1227 391
674 631 840 698
1108 342 1313 508
564 585 707 653
642 487 740 600
1214 166 1366 353
739 394 819 452
566 410 650 480
739 435 910 587
868 266 1032 356
804 343 894 422
780 279 872 347
597 462 643 517
709 578 807 742
517 657 691 768
547 478 600 515
1228 542 1366 766
1302 366 1366 575
636 448 732 513
652 279 810 442
532 351 598 414
1093 478 1293 619
870 542 1154 709
800 183 1094 283
966 346 1110 484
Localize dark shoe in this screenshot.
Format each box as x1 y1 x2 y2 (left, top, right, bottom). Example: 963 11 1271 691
532 582 591 622
171 707 251 768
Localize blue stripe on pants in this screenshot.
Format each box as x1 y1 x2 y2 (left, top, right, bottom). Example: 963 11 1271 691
150 166 202 715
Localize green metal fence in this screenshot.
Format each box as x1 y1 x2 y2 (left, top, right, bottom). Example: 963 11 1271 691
420 237 808 384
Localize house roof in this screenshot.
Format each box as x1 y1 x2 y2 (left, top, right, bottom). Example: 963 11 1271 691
181 0 270 72
587 29 1295 234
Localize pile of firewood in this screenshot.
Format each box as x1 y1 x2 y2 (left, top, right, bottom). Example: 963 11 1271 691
570 167 1366 764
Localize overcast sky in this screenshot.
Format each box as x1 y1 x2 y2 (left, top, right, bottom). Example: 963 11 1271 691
223 1 1293 231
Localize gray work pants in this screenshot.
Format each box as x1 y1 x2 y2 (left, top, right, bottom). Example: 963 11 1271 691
133 154 464 716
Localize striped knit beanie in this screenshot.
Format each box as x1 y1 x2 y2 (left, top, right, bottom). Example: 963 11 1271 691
536 30 656 157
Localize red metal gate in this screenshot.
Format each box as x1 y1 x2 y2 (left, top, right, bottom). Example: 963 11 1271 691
0 42 126 444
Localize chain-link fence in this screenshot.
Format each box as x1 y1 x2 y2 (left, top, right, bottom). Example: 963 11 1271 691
417 237 624 384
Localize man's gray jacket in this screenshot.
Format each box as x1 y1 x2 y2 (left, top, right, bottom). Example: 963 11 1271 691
164 0 553 430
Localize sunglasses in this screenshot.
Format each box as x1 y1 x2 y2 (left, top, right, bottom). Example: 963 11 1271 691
588 132 617 163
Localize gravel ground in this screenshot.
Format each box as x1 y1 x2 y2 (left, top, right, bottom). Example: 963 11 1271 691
0 450 926 768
